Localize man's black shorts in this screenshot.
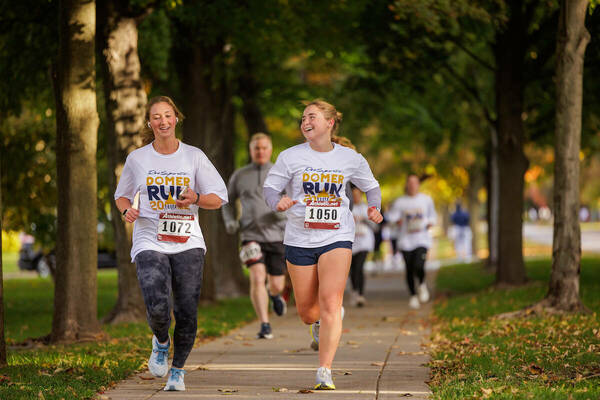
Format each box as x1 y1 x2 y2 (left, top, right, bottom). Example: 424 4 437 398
241 241 286 276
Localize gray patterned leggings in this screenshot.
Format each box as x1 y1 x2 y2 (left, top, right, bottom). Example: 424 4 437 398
135 248 205 368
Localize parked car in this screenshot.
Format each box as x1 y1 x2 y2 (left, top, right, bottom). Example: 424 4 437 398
18 244 117 277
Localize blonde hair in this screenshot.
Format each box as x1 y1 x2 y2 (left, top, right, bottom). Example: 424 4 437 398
141 96 185 146
303 99 343 139
249 132 272 146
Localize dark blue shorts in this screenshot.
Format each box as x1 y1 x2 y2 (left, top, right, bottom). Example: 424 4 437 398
285 241 353 266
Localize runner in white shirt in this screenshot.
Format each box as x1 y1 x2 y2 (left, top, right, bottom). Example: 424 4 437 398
350 186 375 307
263 99 383 390
387 174 436 309
114 96 228 392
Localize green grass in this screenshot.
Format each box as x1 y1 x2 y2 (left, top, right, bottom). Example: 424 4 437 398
0 270 255 399
1 252 19 274
430 258 600 399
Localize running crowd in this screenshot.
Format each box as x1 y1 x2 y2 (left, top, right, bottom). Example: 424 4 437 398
114 96 437 392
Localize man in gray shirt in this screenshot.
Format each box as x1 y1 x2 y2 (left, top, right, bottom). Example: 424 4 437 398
222 133 287 339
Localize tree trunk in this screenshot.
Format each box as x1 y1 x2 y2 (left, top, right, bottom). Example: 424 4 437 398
176 43 248 301
52 0 102 342
238 55 269 136
467 167 483 259
0 152 7 366
545 0 589 311
493 0 528 286
486 126 500 269
97 0 147 323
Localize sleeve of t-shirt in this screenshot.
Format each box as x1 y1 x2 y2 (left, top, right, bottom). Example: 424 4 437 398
427 196 437 225
263 151 291 193
351 153 379 193
114 156 137 202
194 151 229 204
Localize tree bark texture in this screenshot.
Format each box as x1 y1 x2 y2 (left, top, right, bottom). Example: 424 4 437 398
176 43 249 301
546 0 589 311
467 167 483 258
493 0 528 286
52 0 102 342
97 0 147 323
0 153 7 366
486 126 500 269
237 54 269 136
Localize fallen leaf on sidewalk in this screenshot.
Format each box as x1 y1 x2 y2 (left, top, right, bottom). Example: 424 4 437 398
298 389 313 393
242 342 254 346
401 394 413 397
382 316 401 322
195 366 209 370
139 376 155 380
399 329 416 336
272 387 288 392
371 362 384 367
218 388 239 393
397 351 427 355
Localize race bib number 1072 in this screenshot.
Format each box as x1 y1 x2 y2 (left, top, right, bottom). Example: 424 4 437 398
157 213 194 243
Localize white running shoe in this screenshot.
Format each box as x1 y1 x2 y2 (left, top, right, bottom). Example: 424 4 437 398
310 306 344 351
349 290 359 307
163 367 186 391
314 366 336 390
148 335 170 377
310 321 320 351
356 295 366 307
409 295 420 309
418 283 430 303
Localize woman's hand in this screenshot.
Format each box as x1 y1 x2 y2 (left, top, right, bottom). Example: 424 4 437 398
124 208 139 223
176 187 198 208
368 207 383 224
276 195 298 211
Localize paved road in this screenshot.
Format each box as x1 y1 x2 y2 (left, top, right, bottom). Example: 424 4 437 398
523 223 600 254
103 273 433 400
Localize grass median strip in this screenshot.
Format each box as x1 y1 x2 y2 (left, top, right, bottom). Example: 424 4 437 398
0 270 255 400
429 258 600 399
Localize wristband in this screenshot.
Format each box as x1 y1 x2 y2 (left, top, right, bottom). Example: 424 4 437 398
195 192 200 205
369 206 381 213
122 208 129 216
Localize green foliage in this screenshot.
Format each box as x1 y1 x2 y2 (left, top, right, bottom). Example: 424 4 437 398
430 258 600 399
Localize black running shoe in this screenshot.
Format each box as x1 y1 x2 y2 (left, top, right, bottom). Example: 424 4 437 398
270 294 287 316
256 322 273 339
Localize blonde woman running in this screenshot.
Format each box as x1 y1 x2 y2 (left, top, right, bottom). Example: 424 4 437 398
263 99 382 390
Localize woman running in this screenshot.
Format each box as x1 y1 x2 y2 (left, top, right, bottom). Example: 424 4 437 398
114 96 228 391
263 99 383 390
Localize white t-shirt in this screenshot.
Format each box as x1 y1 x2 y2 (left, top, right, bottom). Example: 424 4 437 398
387 193 436 251
114 141 228 261
352 203 375 254
263 142 379 248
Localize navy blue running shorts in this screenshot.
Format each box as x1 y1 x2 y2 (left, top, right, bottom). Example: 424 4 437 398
285 241 353 266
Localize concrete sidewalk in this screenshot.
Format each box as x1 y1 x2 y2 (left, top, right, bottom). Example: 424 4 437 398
104 273 433 399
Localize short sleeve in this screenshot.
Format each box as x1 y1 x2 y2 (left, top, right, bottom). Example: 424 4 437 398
351 153 379 193
114 156 137 201
194 151 228 204
263 152 292 193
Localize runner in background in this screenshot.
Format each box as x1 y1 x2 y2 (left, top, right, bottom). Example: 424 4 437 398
387 173 436 309
263 99 383 390
349 186 375 307
222 133 288 340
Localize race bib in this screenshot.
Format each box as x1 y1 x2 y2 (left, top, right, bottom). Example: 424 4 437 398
157 213 194 243
239 241 263 264
304 200 341 230
406 214 425 233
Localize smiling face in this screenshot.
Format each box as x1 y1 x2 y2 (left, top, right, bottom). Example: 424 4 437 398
148 102 177 141
301 105 333 142
249 137 272 165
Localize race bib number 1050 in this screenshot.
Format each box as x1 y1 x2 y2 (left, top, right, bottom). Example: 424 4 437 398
157 213 194 243
304 200 341 230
